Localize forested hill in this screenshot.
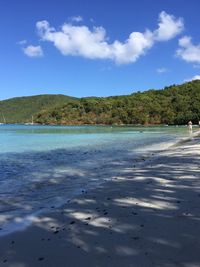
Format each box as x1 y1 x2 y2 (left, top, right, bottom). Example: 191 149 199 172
35 80 200 125
1 80 200 125
0 94 76 123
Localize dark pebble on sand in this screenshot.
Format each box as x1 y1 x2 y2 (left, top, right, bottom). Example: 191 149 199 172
85 217 91 220
51 206 55 209
3 259 7 263
107 197 111 200
140 224 144 227
11 240 15 244
54 230 59 234
38 257 44 261
176 200 181 203
70 221 75 225
132 236 140 240
132 212 138 215
104 212 108 215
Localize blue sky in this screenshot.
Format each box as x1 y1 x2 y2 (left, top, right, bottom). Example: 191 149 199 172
0 0 200 100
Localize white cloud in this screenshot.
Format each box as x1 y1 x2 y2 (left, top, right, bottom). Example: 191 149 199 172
157 67 168 74
36 11 183 64
154 11 184 41
177 36 200 63
184 75 200 82
18 39 27 45
23 45 43 57
70 16 83 22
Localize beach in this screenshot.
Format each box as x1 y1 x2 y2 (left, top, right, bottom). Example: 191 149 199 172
0 133 200 267
2 0 200 266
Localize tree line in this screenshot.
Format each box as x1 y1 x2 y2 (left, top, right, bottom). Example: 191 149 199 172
35 80 200 125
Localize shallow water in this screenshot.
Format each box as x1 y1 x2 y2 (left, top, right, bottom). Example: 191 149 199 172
0 125 191 235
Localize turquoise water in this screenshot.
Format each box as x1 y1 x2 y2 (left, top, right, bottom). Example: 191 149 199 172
0 125 190 235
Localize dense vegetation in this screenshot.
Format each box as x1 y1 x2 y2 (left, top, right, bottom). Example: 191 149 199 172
1 80 200 125
0 94 76 123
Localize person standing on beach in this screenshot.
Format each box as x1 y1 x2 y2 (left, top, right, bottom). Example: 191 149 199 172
188 121 192 131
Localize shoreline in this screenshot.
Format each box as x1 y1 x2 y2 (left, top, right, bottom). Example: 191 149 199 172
1 123 200 127
1 132 200 266
0 130 193 237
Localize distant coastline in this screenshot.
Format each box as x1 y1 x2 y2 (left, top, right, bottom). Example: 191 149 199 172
1 80 200 126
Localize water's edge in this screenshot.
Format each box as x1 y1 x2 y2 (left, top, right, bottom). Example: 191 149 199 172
0 126 196 236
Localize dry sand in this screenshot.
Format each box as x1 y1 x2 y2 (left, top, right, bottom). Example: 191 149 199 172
1 134 200 267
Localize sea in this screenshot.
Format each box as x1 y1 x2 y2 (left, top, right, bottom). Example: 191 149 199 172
0 124 193 236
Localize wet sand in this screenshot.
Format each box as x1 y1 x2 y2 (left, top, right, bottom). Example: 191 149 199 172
1 134 200 267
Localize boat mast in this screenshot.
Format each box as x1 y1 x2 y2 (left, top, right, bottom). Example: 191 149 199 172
1 113 6 124
2 114 6 124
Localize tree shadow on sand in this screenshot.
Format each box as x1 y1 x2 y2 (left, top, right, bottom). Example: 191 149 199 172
1 139 200 267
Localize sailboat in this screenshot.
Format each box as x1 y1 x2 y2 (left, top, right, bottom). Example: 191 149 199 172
31 115 34 125
25 115 34 125
0 113 6 125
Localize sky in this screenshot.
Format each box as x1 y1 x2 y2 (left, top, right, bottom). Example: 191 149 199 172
0 0 200 100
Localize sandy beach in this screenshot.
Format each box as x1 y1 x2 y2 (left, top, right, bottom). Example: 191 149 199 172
1 134 200 267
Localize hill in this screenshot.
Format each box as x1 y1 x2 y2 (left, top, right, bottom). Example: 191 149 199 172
35 80 200 125
0 94 77 123
1 80 200 125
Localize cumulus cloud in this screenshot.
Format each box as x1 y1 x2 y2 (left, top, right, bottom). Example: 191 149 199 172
36 11 183 64
70 16 83 22
23 45 43 57
156 67 168 74
154 11 184 41
177 36 200 63
18 39 27 45
184 75 200 82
